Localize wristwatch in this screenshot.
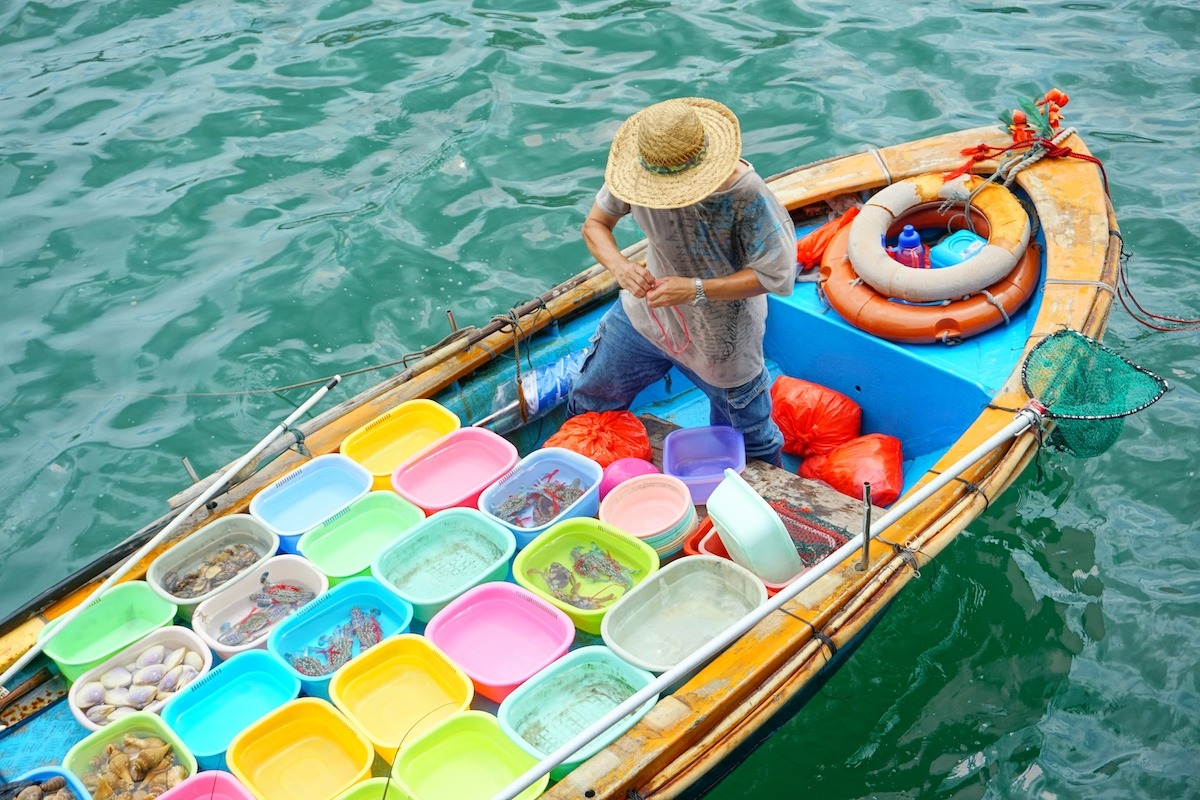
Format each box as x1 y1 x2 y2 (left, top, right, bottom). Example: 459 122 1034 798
690 278 708 306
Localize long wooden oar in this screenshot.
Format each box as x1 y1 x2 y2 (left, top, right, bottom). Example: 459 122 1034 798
490 405 1044 800
0 376 341 697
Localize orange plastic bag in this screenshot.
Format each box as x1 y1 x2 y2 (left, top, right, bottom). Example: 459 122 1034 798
795 206 860 271
770 376 861 457
544 410 652 468
799 433 904 506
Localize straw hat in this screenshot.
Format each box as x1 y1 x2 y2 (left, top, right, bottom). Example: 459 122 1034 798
604 97 742 210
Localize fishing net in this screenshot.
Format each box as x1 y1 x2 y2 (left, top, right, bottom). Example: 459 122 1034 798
1021 329 1169 457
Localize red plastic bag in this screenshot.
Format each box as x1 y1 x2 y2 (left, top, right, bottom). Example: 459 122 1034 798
799 433 904 506
544 410 652 468
795 206 860 271
770 376 861 457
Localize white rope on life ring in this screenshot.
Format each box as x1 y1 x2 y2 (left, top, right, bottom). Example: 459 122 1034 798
846 173 1031 303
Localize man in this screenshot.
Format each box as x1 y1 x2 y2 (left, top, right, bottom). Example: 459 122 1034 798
568 97 797 466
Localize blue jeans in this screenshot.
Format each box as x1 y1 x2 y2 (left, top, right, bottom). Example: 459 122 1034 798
567 302 784 466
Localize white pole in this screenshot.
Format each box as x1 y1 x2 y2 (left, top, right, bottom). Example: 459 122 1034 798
491 407 1040 800
0 376 342 696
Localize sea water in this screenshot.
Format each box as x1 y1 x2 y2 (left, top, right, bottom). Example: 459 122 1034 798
3 1 1198 797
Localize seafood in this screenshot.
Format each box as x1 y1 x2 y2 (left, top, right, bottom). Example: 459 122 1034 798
492 469 587 528
160 542 262 599
73 641 207 726
286 649 329 677
570 542 639 590
526 561 618 610
349 606 383 649
250 573 317 606
80 735 183 800
317 624 355 671
1 776 77 800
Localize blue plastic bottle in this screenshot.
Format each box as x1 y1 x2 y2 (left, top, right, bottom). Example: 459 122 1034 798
892 224 927 269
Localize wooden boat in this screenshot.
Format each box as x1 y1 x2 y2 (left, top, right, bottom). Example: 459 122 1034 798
0 122 1118 800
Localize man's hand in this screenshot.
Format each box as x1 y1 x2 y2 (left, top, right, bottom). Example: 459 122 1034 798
646 276 695 308
613 259 656 298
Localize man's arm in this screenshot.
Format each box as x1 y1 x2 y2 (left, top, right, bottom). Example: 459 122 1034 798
582 202 656 299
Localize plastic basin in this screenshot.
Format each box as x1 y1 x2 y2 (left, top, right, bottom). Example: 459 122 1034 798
340 399 461 491
513 517 659 635
598 457 659 500
599 473 693 540
161 649 302 772
298 491 426 586
694 511 848 595
425 582 574 703
158 770 257 800
192 554 328 662
267 576 414 701
63 710 198 788
40 580 177 683
497 645 658 780
705 469 805 584
390 711 549 800
371 507 516 623
663 425 746 504
249 453 373 553
227 697 373 800
329 633 474 764
390 427 518 514
601 555 767 673
69 625 213 731
146 514 278 621
14 766 91 800
333 777 408 800
478 447 603 551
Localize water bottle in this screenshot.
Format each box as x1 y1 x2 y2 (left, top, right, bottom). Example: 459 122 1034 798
484 348 589 433
891 224 927 269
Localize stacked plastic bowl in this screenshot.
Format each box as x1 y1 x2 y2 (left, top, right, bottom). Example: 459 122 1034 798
598 474 696 558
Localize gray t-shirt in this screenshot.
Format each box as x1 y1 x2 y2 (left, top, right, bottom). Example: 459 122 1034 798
596 162 797 388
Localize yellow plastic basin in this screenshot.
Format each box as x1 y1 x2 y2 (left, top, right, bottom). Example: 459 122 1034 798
227 697 373 800
341 399 460 490
329 633 474 764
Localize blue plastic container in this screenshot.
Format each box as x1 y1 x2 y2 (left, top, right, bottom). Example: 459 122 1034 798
930 228 987 269
162 649 301 772
15 766 92 800
249 453 373 553
267 576 414 700
478 447 603 550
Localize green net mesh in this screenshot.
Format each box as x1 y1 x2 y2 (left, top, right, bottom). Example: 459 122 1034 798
1021 330 1169 457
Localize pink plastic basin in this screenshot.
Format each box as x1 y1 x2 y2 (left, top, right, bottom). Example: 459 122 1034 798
425 582 573 703
599 473 693 539
158 771 256 800
391 428 518 514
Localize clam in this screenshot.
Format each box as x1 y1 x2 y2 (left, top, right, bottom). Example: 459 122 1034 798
84 704 114 725
103 686 131 707
182 650 204 670
162 646 187 671
135 644 165 668
99 666 132 690
132 664 165 686
107 705 137 721
126 683 158 709
76 681 106 709
156 665 184 693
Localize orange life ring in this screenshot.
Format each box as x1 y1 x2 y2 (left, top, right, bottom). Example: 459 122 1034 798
819 207 1041 344
847 174 1031 302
